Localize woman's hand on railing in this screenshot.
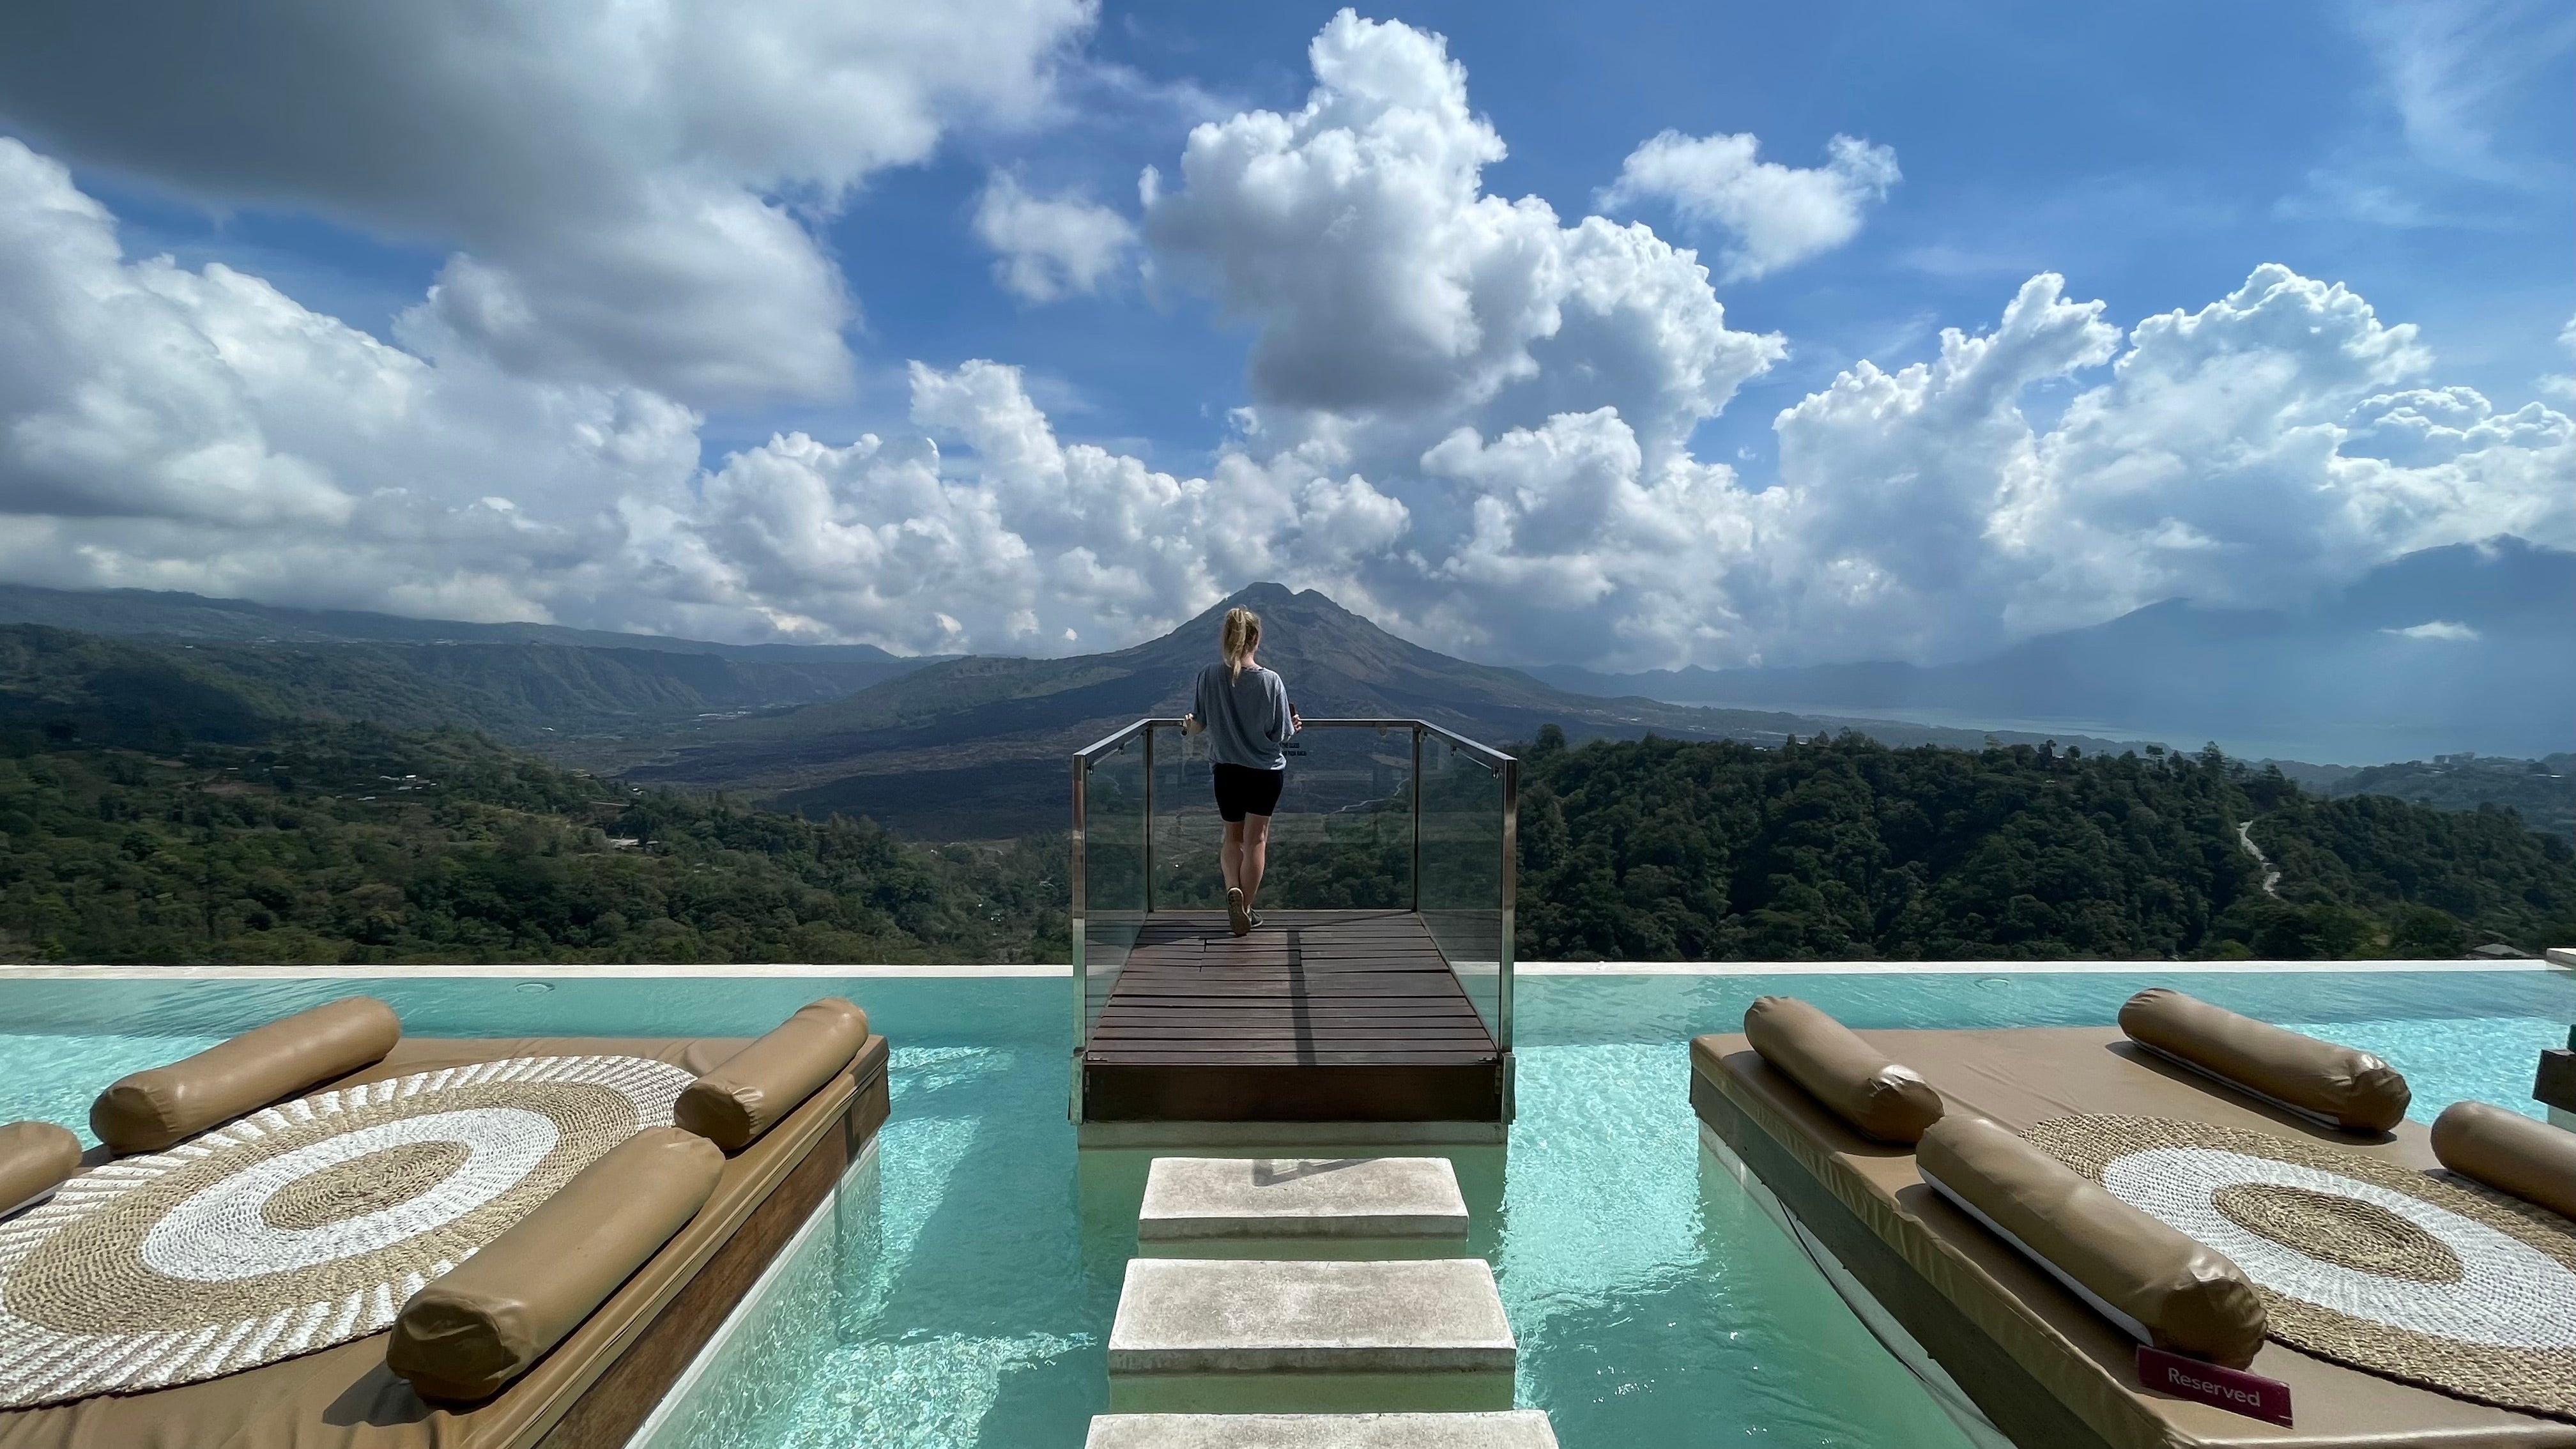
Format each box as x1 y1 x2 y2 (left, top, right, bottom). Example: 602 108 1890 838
1181 712 1202 737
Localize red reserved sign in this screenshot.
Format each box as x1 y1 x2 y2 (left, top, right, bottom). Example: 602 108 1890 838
2138 1346 2292 1426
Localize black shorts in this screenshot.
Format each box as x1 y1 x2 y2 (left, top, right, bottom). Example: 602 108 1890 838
1211 763 1285 822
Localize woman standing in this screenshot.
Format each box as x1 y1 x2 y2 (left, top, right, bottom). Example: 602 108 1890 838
1182 606 1300 935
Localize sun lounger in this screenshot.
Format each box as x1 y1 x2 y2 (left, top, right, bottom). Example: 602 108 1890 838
1692 1000 2576 1449
0 998 889 1449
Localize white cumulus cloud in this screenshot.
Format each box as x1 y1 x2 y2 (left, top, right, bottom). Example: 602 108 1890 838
0 11 2567 677
2543 311 2576 404
1140 9 1782 464
1600 130 1899 280
1775 263 2573 662
0 0 1098 404
2384 620 2481 641
0 138 703 627
973 171 1138 302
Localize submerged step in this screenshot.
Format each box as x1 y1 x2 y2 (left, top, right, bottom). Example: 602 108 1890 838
1108 1258 1515 1375
1086 1411 1558 1448
1139 1157 1469 1240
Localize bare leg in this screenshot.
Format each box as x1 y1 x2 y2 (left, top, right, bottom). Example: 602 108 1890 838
1222 819 1245 894
1240 813 1271 910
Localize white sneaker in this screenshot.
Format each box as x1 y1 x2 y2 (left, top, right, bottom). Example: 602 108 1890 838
1226 887 1250 936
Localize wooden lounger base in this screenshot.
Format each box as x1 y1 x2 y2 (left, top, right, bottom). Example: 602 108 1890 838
1693 1071 2112 1449
0 1034 894 1449
537 1038 891 1449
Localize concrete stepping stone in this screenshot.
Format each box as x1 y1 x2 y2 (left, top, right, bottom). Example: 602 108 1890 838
1085 1411 1558 1448
1108 1258 1514 1376
1139 1157 1469 1241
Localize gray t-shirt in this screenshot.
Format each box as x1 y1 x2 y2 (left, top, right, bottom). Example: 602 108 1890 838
1192 662 1295 770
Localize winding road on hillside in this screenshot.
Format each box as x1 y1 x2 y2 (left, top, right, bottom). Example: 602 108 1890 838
2236 820 2283 898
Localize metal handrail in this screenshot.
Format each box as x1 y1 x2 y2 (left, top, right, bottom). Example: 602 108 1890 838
1070 716 1519 1077
1074 716 1512 772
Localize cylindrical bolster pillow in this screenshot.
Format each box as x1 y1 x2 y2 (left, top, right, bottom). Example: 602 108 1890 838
1919 1116 2267 1367
92 997 402 1154
2432 1101 2576 1221
675 997 868 1151
0 1121 82 1215
387 1126 723 1401
1743 995 1944 1144
2119 988 2409 1133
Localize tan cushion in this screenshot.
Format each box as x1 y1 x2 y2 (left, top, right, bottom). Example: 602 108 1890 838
91 997 401 1154
386 1125 723 1402
0 1121 80 1215
1742 995 1943 1144
1919 1114 2269 1368
2432 1101 2576 1220
675 997 868 1151
2119 987 2409 1133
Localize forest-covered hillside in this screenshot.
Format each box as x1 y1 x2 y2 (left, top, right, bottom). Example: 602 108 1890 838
0 722 1062 965
1 618 2568 963
0 620 912 750
1510 730 2576 960
2325 755 2576 843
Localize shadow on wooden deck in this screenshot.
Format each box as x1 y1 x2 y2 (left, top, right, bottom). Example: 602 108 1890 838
1079 910 1506 1126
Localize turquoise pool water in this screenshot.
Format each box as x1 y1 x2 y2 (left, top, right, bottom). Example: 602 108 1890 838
4 967 2572 1447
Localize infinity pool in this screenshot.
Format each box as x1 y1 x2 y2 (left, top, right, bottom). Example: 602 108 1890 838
4 967 2570 1448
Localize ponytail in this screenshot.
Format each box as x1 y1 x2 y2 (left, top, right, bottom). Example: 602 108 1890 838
1221 607 1261 682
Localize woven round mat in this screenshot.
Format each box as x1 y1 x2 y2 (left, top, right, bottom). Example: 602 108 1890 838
0 1054 694 1407
2029 1114 2576 1422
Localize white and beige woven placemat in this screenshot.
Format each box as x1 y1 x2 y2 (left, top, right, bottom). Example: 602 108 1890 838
0 1053 694 1407
2032 1113 2576 1422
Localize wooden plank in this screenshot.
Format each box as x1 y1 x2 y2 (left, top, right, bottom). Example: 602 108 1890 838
1092 1029 1491 1038
1085 1050 1498 1062
1114 972 1453 982
1089 1025 1494 1039
1118 961 1450 972
1108 979 1460 992
1091 1018 1491 1032
1094 1009 1483 1024
1089 1022 1491 1033
1083 1066 1500 1124
1094 1002 1482 1016
1083 906 1505 1123
1082 1036 1494 1046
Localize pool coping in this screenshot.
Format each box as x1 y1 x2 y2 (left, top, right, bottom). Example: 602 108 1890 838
0 957 2564 980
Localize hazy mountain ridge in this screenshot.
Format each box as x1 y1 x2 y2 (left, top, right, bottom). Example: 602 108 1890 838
1533 537 2576 762
0 586 942 742
615 583 2160 836
0 611 2567 962
2315 754 2576 842
0 581 915 659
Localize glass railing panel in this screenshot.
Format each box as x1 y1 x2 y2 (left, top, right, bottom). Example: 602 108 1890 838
1146 721 1218 910
1073 728 1147 1044
1420 731 1510 1047
1148 721 1414 912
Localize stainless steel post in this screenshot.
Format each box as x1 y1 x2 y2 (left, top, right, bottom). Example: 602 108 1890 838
1498 754 1517 1052
1068 753 1088 1121
1142 723 1156 916
1410 726 1423 913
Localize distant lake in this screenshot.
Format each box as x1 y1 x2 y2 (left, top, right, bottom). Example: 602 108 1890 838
1629 696 2471 767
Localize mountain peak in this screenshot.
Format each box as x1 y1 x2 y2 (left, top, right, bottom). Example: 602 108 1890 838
1208 580 1303 610
1179 582 1377 641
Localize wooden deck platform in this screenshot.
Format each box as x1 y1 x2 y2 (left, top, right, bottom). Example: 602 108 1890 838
1080 909 1506 1124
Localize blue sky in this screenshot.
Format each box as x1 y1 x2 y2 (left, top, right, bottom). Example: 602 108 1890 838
0 1 2567 667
